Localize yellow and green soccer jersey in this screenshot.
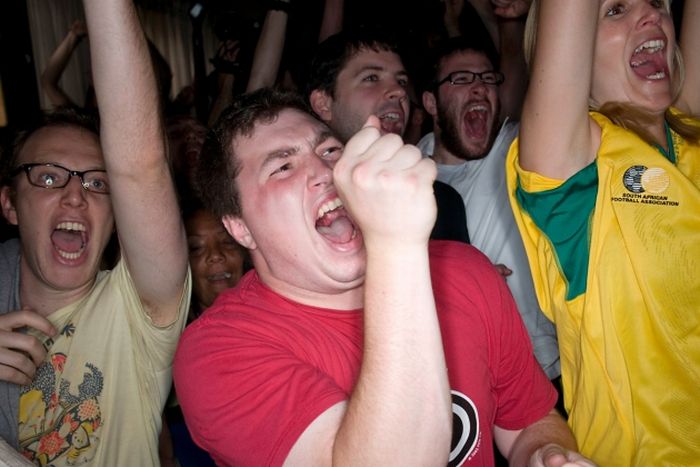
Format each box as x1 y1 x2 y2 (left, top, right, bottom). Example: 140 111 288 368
506 111 700 466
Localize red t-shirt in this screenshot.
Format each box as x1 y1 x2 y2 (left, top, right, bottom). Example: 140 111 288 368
174 240 556 466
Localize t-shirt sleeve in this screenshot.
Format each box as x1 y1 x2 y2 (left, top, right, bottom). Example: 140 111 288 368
515 161 598 300
173 312 349 467
491 270 557 430
113 259 190 371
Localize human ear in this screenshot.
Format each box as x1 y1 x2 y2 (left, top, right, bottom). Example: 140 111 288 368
422 90 438 118
0 186 18 226
222 215 256 250
309 89 334 123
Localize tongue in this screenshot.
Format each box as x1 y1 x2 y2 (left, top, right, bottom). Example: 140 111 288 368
51 230 84 253
380 118 402 135
464 111 488 139
316 215 355 244
631 52 668 79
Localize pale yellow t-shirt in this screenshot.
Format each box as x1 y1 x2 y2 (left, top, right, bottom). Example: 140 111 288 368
17 259 190 466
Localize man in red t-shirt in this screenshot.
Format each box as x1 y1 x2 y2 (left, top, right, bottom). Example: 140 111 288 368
174 88 594 467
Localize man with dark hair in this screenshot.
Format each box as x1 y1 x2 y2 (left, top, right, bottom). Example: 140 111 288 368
173 87 594 466
0 0 190 463
419 24 561 381
306 30 470 243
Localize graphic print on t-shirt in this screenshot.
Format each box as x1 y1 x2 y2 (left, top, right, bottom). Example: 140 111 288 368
17 322 104 466
449 390 480 466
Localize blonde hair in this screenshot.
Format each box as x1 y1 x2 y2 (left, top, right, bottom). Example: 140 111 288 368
523 0 700 147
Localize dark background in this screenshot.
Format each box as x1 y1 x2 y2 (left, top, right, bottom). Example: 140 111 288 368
0 0 687 138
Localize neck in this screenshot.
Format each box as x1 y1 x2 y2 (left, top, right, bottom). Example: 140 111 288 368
646 115 669 150
431 144 466 166
19 257 95 317
257 271 364 311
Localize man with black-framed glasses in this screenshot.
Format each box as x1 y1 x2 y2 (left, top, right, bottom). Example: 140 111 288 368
419 29 562 387
0 0 189 463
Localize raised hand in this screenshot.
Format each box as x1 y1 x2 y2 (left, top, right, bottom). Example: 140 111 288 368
333 116 437 249
69 19 87 40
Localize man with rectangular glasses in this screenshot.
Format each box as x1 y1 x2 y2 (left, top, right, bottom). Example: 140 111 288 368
419 23 561 387
0 0 190 464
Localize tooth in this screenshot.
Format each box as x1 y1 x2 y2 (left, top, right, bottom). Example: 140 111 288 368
56 221 86 232
57 250 81 260
634 39 665 54
317 198 343 219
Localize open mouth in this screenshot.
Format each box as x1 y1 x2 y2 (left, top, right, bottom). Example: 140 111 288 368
630 39 668 80
463 102 489 139
315 197 358 244
51 221 87 260
378 111 404 135
207 271 233 282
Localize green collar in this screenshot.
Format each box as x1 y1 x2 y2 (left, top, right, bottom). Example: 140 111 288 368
654 121 677 164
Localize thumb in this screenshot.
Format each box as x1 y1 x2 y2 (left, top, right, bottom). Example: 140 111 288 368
341 115 382 162
363 115 381 131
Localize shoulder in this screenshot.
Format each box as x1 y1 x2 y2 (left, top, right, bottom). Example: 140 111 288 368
0 238 20 263
428 240 501 290
498 120 520 143
175 271 300 356
416 131 435 156
433 180 462 202
428 240 515 321
429 240 492 268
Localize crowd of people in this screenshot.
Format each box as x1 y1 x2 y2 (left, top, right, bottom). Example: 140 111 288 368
0 0 697 466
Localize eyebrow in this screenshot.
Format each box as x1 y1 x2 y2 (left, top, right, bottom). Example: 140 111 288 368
260 146 299 173
259 128 337 171
314 130 336 148
353 64 409 78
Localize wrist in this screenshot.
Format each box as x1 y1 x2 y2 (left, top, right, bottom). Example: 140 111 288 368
68 31 83 43
268 0 291 13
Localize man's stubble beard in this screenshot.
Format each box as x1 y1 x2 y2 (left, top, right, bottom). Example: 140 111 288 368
436 98 500 162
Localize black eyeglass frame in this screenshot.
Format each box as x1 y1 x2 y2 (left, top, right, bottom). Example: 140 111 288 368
434 70 505 88
11 163 110 194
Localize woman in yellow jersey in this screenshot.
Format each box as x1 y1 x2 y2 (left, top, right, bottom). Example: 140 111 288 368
503 0 700 465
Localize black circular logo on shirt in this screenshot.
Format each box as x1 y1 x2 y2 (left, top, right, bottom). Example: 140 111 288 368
448 390 479 466
623 165 647 193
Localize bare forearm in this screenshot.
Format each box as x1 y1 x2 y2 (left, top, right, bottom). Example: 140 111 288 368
678 0 700 114
246 9 288 92
41 31 82 107
497 16 527 120
504 410 578 465
208 74 235 126
318 0 344 43
83 0 162 173
469 0 500 48
333 246 452 465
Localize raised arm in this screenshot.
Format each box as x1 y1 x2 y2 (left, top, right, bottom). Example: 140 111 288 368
284 118 452 465
518 0 597 179
493 0 531 120
468 0 501 48
676 0 700 115
40 20 86 108
82 0 188 324
318 0 344 43
246 7 289 92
